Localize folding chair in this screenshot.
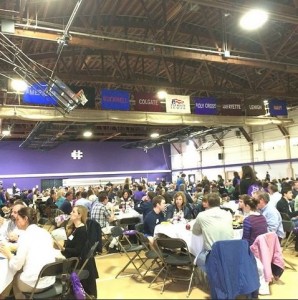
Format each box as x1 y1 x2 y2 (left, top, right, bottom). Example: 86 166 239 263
76 241 99 299
23 257 79 299
282 220 297 270
110 226 146 278
135 231 163 278
117 217 141 230
149 237 199 297
135 222 144 233
282 220 296 250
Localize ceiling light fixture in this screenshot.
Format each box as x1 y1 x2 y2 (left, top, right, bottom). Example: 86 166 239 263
11 79 28 93
157 90 167 99
150 132 160 139
83 130 93 138
2 126 11 136
239 9 268 30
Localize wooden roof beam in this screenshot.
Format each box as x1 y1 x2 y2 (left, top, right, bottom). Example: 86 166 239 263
10 29 298 74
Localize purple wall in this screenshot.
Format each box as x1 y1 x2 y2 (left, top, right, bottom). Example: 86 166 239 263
0 141 171 190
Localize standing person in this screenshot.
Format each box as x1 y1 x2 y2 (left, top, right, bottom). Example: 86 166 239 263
240 165 258 196
176 173 186 191
0 207 55 299
232 171 241 187
242 197 268 246
193 192 233 271
143 195 166 241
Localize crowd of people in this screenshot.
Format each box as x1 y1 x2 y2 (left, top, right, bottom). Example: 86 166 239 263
0 166 298 298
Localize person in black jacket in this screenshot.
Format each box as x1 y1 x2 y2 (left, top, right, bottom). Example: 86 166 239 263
276 186 298 251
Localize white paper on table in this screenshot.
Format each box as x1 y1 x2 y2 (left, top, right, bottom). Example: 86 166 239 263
51 227 67 241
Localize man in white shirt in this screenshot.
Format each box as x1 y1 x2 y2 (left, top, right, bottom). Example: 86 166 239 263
193 192 233 271
268 184 282 207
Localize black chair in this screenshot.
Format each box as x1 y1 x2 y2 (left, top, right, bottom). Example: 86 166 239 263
282 220 297 270
135 231 163 278
76 241 99 299
24 257 79 299
149 237 198 297
135 222 144 233
110 226 146 278
117 217 141 229
282 220 295 250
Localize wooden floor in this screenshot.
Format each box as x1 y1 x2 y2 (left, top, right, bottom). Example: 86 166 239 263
95 247 298 299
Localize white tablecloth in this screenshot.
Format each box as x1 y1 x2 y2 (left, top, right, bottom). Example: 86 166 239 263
0 257 16 294
115 209 143 222
154 220 243 256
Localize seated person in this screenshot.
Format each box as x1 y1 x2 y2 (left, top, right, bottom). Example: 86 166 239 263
59 205 88 258
276 187 298 252
134 191 155 219
242 196 268 246
0 200 25 242
0 207 55 299
193 192 234 271
57 205 98 298
234 194 251 222
90 192 118 253
166 191 192 220
143 195 166 242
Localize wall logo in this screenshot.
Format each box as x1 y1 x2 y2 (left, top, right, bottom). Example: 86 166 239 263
71 150 83 160
171 98 186 109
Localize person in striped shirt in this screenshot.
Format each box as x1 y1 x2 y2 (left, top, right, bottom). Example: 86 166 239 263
242 196 268 246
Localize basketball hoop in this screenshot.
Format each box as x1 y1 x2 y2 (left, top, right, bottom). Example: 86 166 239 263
75 89 88 105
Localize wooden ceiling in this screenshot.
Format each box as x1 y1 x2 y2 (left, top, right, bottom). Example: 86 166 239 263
0 0 297 148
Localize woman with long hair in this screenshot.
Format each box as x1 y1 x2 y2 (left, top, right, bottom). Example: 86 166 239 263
0 207 55 299
61 205 88 258
166 191 192 220
240 165 257 195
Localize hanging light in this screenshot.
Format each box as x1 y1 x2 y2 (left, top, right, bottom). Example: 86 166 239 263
2 126 11 136
150 132 160 139
83 129 93 138
240 9 269 30
10 79 28 92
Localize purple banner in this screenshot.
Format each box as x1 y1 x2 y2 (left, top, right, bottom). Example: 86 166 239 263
194 97 217 115
268 99 287 116
101 89 130 111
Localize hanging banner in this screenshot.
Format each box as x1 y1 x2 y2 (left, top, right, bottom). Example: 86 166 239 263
268 99 288 116
165 94 190 113
23 82 57 105
134 93 162 112
245 100 265 116
101 89 130 111
219 99 242 116
194 97 217 115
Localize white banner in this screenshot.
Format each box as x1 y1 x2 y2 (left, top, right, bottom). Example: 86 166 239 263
165 94 191 113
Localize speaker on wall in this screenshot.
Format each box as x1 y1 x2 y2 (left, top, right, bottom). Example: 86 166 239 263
218 153 224 160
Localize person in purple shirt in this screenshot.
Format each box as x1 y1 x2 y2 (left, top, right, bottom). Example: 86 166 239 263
242 196 268 246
